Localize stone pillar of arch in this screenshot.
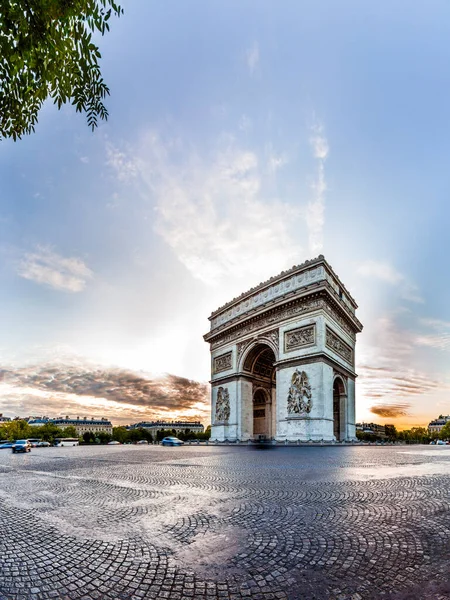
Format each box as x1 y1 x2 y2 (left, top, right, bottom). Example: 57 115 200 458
204 256 363 442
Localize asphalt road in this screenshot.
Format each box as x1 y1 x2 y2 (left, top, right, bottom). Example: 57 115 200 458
1 444 449 600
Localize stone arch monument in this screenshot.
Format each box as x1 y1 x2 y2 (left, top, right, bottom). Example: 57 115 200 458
204 255 363 442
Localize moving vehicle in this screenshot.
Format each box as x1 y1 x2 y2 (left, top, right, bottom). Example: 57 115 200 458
54 438 79 447
28 439 41 448
0 442 13 449
12 439 31 453
136 440 149 445
107 440 121 445
37 441 51 447
161 436 184 447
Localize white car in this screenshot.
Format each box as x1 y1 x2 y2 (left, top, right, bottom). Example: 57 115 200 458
107 441 121 445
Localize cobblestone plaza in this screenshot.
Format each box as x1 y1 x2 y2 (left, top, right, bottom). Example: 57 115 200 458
1 446 449 600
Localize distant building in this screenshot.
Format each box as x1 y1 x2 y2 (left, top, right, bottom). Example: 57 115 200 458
28 417 50 426
0 414 11 424
428 415 450 434
52 416 113 436
127 420 204 435
356 422 386 437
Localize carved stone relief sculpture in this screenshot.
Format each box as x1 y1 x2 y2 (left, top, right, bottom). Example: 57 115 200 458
287 370 312 414
215 386 230 422
213 351 232 374
325 326 353 365
284 324 315 352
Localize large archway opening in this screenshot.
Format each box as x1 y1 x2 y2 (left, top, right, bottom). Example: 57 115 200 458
333 377 346 441
243 344 276 440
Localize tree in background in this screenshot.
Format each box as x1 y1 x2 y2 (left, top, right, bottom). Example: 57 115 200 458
0 0 123 140
112 426 129 444
439 422 450 440
34 422 65 443
128 428 153 443
97 431 112 444
83 431 96 444
0 419 32 441
62 426 78 438
384 425 397 441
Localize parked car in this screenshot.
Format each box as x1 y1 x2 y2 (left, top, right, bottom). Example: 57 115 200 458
436 440 446 445
37 441 50 447
136 440 149 445
12 440 31 453
107 441 121 445
0 442 13 449
161 436 184 446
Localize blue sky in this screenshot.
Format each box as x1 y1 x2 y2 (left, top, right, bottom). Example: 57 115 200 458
0 1 449 427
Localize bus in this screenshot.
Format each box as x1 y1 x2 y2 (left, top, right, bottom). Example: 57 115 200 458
54 437 79 447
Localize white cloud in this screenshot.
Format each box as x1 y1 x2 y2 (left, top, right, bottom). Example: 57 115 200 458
239 114 252 133
106 142 139 181
306 122 328 255
266 143 288 173
357 260 423 303
246 42 259 75
415 318 450 350
18 246 93 292
111 132 303 290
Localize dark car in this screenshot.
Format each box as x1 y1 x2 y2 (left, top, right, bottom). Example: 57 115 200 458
12 440 31 453
0 442 13 449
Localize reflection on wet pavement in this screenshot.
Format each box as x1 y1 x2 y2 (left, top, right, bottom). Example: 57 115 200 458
0 445 449 599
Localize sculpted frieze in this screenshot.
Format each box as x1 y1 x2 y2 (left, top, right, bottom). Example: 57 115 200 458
215 386 230 422
284 324 315 353
210 266 325 330
210 298 323 350
287 370 312 414
213 351 232 374
326 326 353 365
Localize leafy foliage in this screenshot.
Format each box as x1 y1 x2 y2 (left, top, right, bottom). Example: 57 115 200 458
0 0 123 140
439 421 450 440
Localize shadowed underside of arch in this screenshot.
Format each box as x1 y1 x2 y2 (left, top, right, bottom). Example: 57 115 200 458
243 344 276 383
243 344 276 439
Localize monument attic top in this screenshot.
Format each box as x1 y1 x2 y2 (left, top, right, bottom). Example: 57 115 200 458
208 255 361 333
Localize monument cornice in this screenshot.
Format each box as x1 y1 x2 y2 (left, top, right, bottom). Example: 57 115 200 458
204 287 362 349
208 255 359 332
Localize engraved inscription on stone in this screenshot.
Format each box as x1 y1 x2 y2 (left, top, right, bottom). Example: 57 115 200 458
284 324 315 353
287 370 312 414
213 351 232 374
326 326 353 365
215 386 230 422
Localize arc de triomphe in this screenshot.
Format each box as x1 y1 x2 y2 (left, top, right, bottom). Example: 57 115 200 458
204 256 363 442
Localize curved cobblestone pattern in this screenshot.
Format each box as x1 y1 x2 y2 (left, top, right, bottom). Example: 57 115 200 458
0 446 449 599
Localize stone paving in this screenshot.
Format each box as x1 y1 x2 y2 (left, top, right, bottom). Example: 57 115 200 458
1 445 450 600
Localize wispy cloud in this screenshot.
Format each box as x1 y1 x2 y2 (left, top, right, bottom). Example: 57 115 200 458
357 260 423 303
17 246 93 293
266 143 288 174
370 403 411 418
415 318 450 350
106 142 139 182
307 122 328 255
246 42 259 75
109 132 302 289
